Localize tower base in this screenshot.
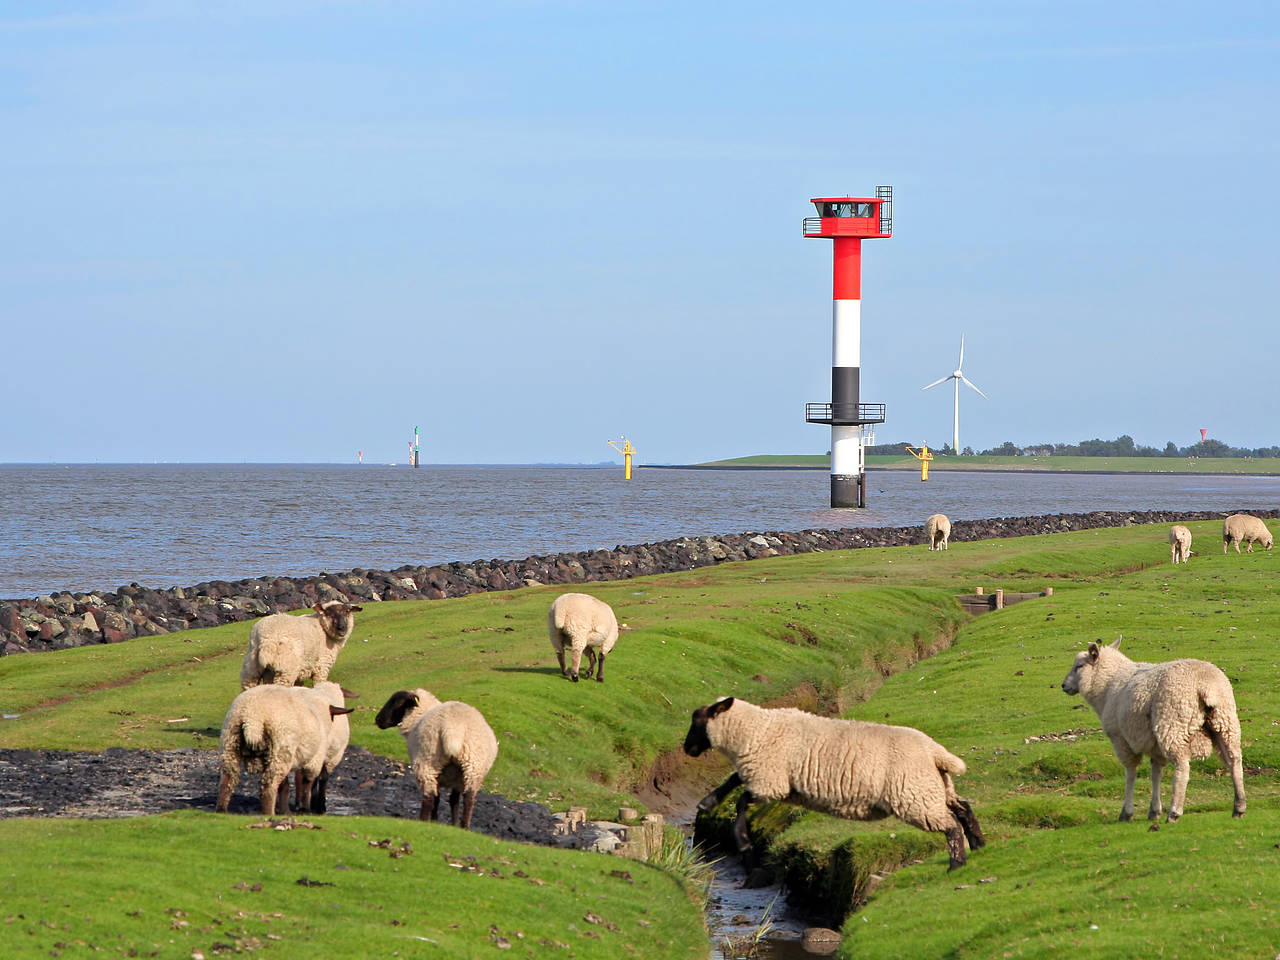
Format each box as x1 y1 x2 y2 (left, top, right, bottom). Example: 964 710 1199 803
831 474 865 508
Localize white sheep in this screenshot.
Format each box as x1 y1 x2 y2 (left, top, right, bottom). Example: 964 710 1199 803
683 697 985 870
1169 524 1192 564
1061 637 1245 822
374 688 499 829
547 593 618 683
216 681 354 816
239 600 363 689
1222 514 1273 554
925 513 952 551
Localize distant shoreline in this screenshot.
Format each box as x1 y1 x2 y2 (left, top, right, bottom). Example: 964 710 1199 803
642 463 1280 478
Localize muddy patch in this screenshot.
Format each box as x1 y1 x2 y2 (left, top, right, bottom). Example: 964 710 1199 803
0 745 557 844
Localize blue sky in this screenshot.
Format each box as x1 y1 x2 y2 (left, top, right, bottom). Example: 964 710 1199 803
4 1 1278 464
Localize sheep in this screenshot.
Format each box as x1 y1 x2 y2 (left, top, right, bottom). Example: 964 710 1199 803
682 697 985 870
216 681 354 816
925 513 952 551
1060 637 1245 822
239 600 363 689
1169 524 1192 564
1222 514 1273 554
375 688 499 829
547 592 618 683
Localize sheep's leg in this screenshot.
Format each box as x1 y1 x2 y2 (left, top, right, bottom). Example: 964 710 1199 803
1147 759 1164 820
944 821 968 871
697 772 743 813
294 772 314 814
420 791 439 822
948 797 986 850
555 644 568 677
581 648 597 680
261 774 287 817
1206 725 1247 817
448 789 462 827
1119 761 1139 821
594 651 606 683
310 766 329 814
460 790 478 830
1246 541 1254 553
732 789 757 852
1167 756 1191 821
570 646 584 683
216 766 239 813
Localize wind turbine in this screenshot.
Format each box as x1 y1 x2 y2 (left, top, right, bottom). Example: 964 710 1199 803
922 335 987 453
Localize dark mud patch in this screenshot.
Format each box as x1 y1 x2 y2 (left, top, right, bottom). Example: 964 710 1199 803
0 745 557 845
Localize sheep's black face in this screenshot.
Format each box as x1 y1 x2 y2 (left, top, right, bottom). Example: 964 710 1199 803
682 698 734 757
316 601 363 640
375 691 417 729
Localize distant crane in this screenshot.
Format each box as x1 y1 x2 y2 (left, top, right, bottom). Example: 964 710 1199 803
922 335 987 454
607 437 636 479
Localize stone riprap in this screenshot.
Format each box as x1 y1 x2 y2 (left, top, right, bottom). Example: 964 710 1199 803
4 508 1275 656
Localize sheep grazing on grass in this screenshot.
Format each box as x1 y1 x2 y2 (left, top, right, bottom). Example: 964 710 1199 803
547 592 618 683
1222 514 1273 554
926 513 952 551
1169 525 1192 564
240 600 363 689
375 688 499 829
683 697 985 871
216 681 355 816
1061 637 1245 822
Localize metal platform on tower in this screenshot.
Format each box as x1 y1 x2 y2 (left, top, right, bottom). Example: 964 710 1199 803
804 402 886 426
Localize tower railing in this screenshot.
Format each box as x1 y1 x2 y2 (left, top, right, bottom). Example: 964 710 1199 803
802 217 823 236
804 402 886 426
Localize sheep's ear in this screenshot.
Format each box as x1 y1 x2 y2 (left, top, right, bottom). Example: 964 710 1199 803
340 686 360 699
1109 635 1123 649
330 705 355 717
349 605 364 613
708 697 735 718
1087 642 1101 662
313 603 325 614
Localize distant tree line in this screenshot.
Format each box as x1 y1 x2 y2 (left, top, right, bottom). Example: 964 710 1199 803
867 436 1280 458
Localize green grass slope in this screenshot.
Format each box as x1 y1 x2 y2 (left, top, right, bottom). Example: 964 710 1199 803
3 519 1273 956
0 811 705 958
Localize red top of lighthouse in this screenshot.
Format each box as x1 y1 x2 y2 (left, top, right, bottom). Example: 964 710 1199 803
803 186 893 239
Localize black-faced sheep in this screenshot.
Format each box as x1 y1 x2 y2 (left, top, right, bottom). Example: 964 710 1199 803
683 697 985 870
1061 637 1245 822
239 600 363 689
926 513 952 551
375 688 499 829
216 681 354 816
1169 525 1192 564
547 592 618 683
1222 514 1272 554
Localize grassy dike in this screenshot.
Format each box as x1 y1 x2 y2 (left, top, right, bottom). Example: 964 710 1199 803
699 453 1280 474
2 520 1276 956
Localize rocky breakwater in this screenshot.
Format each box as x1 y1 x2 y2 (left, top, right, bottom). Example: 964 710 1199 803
4 508 1274 656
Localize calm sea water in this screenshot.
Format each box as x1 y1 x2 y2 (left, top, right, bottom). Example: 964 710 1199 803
1 463 1278 599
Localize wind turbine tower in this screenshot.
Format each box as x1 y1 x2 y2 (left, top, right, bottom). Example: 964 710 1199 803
922 336 987 453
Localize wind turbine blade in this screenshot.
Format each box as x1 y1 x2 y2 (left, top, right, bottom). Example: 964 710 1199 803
960 374 988 399
958 335 965 370
922 375 950 391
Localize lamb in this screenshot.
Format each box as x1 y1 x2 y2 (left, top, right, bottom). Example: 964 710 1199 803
547 592 618 683
240 600 363 689
1060 637 1245 822
682 697 985 870
375 688 499 829
925 513 952 551
1222 514 1273 554
216 681 354 816
1169 524 1192 564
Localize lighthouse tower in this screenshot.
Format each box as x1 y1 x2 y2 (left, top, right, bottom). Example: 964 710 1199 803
803 187 893 508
